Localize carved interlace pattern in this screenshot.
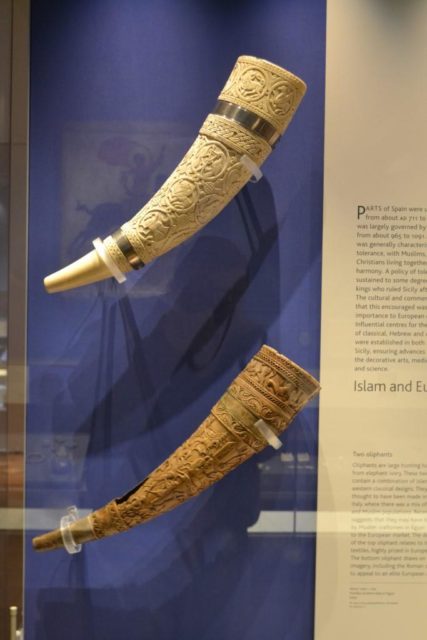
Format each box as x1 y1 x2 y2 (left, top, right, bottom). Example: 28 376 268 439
103 55 305 271
227 380 286 432
33 348 320 550
255 345 319 397
119 133 251 264
91 500 128 539
219 56 306 134
81 346 320 537
211 396 266 453
200 114 271 164
118 415 252 528
103 235 133 274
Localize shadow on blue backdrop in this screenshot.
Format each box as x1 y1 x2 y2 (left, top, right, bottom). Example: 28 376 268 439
26 0 325 638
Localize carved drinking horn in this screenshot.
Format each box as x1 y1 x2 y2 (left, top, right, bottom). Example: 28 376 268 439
44 56 306 293
32 345 319 552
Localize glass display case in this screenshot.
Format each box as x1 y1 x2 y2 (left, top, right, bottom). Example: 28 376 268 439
24 2 324 639
3 1 427 639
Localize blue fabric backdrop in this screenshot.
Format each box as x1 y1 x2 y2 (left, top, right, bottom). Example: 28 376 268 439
26 1 325 638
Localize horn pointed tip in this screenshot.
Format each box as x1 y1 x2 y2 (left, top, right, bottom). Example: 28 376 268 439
32 528 64 552
44 249 112 293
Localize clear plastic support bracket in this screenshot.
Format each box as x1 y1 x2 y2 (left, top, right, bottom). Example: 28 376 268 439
254 419 283 450
60 506 82 555
240 154 263 183
93 237 127 284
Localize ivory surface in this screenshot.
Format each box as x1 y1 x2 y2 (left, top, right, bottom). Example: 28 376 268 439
33 345 319 551
113 56 306 267
44 56 306 291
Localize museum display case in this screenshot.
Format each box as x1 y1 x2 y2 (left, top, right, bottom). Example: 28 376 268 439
2 0 427 639
22 2 324 638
